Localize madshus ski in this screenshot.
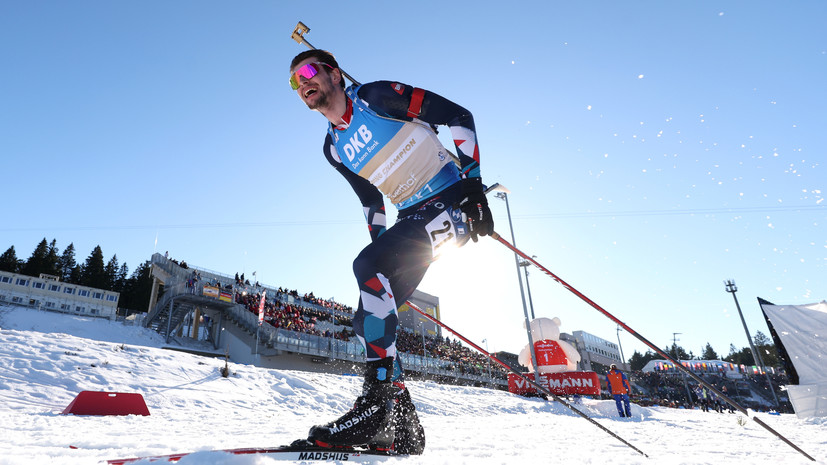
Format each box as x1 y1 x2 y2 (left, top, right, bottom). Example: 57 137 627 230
107 443 399 464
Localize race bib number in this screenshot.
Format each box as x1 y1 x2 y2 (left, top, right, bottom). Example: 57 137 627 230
425 211 457 257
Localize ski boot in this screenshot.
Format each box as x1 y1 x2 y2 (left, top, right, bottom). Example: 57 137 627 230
307 358 396 448
387 382 426 455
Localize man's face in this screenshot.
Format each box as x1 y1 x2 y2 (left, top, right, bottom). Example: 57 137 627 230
291 58 339 111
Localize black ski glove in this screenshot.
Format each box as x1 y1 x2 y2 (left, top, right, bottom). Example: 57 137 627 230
458 177 494 242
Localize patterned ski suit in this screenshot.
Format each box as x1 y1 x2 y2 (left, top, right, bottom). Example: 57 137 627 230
322 81 483 379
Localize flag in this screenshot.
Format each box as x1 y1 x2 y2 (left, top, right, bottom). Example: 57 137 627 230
258 290 266 326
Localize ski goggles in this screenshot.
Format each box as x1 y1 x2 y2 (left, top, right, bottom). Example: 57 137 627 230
289 62 333 90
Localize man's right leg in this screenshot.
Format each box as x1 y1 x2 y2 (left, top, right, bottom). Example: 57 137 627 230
308 196 450 452
353 201 449 454
307 221 424 449
306 356 396 448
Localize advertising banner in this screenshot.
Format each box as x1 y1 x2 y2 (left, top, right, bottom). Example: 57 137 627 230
508 371 601 396
258 290 266 325
203 286 219 299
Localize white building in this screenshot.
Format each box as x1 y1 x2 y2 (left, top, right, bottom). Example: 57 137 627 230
398 289 441 338
0 270 119 318
570 330 626 371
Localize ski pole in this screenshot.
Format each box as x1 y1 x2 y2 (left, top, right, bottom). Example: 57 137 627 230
488 231 816 462
404 299 649 458
291 21 361 86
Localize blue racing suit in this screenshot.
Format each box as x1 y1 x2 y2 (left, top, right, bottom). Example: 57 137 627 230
321 81 483 380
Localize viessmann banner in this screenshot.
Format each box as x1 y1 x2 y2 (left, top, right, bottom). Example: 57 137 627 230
508 371 601 396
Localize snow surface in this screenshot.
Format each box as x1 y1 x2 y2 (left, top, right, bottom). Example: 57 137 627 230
1 305 825 465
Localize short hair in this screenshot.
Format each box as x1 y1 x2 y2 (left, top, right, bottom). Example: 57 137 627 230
290 49 345 89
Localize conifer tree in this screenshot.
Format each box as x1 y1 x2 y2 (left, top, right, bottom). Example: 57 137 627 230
0 246 22 273
628 349 659 371
701 343 719 360
22 238 50 277
753 331 779 367
80 246 107 289
119 261 152 314
58 243 77 282
116 263 129 293
68 264 83 284
104 255 120 290
666 343 690 360
45 239 61 276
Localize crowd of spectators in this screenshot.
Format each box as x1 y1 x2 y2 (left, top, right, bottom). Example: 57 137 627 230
235 291 354 341
164 251 188 269
232 283 507 380
289 289 354 315
628 370 792 413
396 329 509 379
231 272 354 316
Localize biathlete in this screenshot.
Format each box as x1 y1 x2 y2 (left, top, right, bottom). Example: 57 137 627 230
288 50 495 453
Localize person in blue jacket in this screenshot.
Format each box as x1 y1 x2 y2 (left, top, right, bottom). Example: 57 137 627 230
607 364 632 418
288 49 494 453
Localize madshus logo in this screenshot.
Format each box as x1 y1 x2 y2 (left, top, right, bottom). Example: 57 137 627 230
329 404 380 434
297 451 351 460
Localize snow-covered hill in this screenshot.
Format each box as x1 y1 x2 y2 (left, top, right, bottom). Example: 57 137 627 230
0 305 824 464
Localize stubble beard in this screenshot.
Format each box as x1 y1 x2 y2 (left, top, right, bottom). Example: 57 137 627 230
306 89 331 112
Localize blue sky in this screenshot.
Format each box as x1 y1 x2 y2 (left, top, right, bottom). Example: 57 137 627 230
2 1 825 361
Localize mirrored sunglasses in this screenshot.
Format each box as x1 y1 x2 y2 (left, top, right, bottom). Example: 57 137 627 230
289 62 333 90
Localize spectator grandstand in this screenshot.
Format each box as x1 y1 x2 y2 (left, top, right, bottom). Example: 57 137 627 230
145 253 510 388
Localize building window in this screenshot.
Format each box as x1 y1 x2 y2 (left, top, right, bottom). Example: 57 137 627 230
45 302 55 308
93 292 103 300
78 289 90 297
49 284 61 292
64 287 75 295
12 296 23 303
106 295 118 302
0 276 10 283
15 278 29 286
33 282 45 289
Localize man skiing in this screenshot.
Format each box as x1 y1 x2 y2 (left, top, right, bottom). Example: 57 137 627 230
288 50 494 453
607 364 632 418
